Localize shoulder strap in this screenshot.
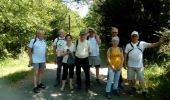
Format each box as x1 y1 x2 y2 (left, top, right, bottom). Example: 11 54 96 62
32 37 37 54
127 43 134 56
76 39 79 48
137 41 143 52
87 36 89 40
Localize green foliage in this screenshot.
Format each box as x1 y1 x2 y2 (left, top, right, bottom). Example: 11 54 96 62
0 0 84 59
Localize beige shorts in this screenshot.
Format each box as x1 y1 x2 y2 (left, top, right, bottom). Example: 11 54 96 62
88 56 100 67
127 67 144 82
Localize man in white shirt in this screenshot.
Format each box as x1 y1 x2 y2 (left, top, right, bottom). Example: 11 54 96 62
124 31 165 96
53 29 66 86
28 30 47 93
75 31 91 91
87 27 101 83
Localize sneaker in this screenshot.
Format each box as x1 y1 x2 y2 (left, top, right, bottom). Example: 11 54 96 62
96 79 100 84
38 83 46 89
33 87 40 93
106 92 111 99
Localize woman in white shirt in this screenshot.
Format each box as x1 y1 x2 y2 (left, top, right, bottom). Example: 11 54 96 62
60 34 75 91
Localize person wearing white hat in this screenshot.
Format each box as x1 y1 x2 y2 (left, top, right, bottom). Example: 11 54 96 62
87 27 101 83
124 31 166 97
53 29 66 87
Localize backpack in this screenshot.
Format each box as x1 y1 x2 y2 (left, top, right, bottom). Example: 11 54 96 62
56 37 65 48
67 53 75 65
127 41 143 56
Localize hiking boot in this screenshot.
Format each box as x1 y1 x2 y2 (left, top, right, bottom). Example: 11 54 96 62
106 92 111 99
33 87 40 93
38 83 46 89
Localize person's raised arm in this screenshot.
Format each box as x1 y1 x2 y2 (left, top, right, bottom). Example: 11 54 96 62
147 37 166 48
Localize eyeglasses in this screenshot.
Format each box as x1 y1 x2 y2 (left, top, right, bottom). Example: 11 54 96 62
112 32 118 34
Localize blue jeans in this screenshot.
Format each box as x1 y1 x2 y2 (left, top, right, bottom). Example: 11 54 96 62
106 67 121 92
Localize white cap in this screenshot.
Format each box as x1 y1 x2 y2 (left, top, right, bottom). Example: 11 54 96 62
131 31 139 36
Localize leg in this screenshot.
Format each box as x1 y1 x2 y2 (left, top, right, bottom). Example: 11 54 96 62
56 57 63 85
118 72 123 88
106 67 115 92
82 58 90 87
127 67 136 93
69 64 75 89
113 70 121 90
75 57 82 87
32 63 40 93
37 63 46 89
61 63 69 90
94 56 101 81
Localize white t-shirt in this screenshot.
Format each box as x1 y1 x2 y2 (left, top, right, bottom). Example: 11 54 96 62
125 41 151 68
88 36 100 56
53 37 66 57
62 44 75 63
28 38 46 63
75 39 91 58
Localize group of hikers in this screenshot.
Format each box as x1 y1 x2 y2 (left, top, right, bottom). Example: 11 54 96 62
28 27 165 99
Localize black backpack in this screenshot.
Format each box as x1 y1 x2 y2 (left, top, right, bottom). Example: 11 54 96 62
127 41 143 56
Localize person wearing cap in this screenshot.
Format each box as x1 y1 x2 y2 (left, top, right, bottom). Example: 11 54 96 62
53 29 66 87
106 36 124 99
86 27 101 83
75 31 91 91
124 31 165 96
28 30 47 93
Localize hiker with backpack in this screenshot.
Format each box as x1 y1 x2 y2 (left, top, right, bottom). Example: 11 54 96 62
124 31 166 97
108 27 124 89
53 29 66 87
28 30 47 93
60 34 75 91
75 31 91 91
87 27 101 83
105 36 124 99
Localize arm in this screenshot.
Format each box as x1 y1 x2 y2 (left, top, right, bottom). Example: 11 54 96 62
28 48 32 65
124 53 128 69
53 45 57 64
95 34 101 44
107 50 111 66
46 48 48 63
120 51 124 68
147 37 165 48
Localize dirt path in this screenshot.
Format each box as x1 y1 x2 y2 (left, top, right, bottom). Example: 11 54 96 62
0 50 144 100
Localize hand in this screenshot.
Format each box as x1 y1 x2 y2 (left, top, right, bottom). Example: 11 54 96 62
123 64 128 70
54 59 57 64
159 36 167 44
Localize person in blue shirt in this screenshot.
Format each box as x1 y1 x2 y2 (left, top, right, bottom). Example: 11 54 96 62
28 30 47 93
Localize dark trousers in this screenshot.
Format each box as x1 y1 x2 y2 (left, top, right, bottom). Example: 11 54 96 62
62 63 75 80
75 57 90 87
56 57 63 84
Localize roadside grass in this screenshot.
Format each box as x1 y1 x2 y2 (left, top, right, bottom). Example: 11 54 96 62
144 61 170 99
0 52 32 84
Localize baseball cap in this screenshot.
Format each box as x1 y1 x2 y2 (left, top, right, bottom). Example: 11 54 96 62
79 31 86 35
131 31 139 36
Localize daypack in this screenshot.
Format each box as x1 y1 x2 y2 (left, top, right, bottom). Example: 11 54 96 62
127 41 143 56
67 53 75 65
